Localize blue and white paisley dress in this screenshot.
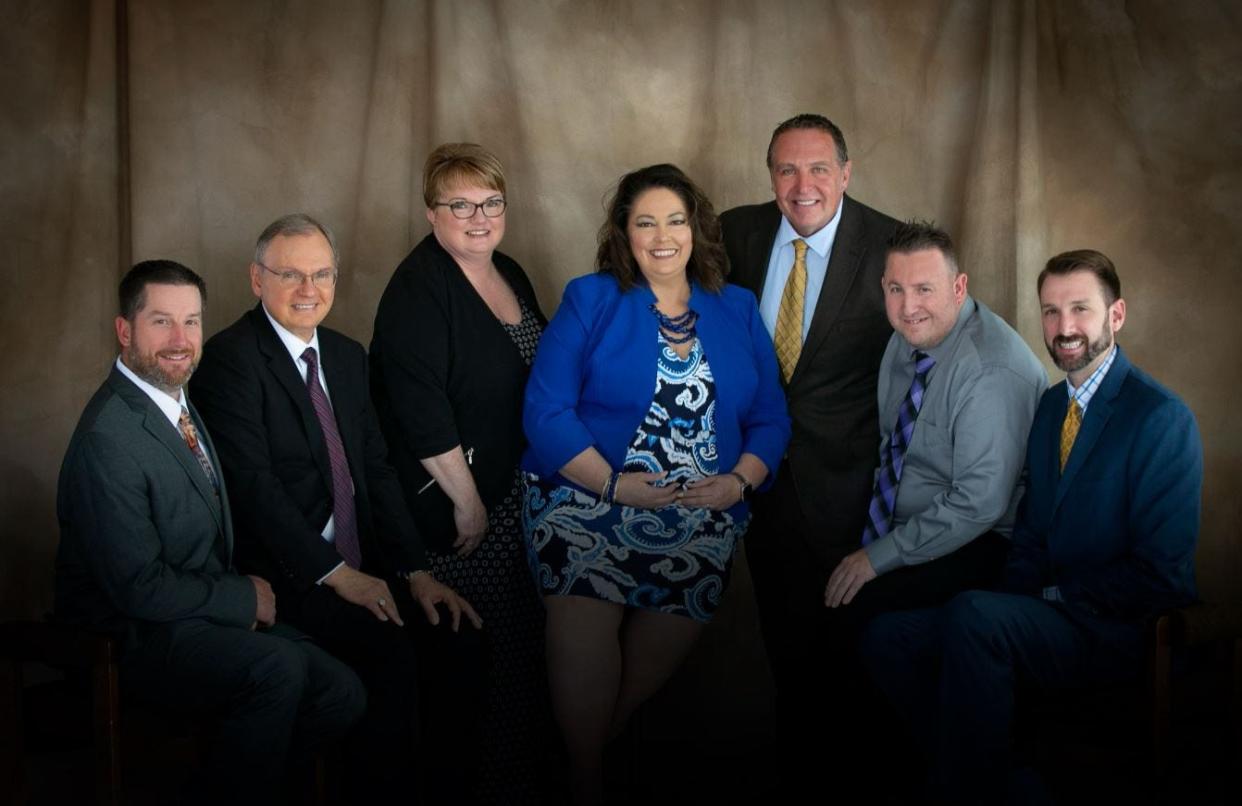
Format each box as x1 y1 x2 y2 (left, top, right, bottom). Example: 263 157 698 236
523 333 749 622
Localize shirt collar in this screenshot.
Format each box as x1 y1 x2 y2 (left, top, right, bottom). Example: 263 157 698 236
774 198 843 258
262 304 321 365
1065 344 1117 413
115 356 185 429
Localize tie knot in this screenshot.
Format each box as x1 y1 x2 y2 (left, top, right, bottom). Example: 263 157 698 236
913 351 936 375
178 408 192 426
792 239 808 261
301 346 318 367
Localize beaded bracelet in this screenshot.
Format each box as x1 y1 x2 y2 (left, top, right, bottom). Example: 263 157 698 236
601 470 622 504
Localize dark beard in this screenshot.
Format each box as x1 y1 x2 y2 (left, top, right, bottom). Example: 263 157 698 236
122 348 197 395
1047 328 1112 374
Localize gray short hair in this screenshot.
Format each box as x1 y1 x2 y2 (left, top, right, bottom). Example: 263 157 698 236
253 213 340 268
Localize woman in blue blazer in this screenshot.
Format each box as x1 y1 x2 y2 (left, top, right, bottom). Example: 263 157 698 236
521 164 790 805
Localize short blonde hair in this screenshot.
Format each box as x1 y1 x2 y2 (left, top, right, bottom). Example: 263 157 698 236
422 143 507 207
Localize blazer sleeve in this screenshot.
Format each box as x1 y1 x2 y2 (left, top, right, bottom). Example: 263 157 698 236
736 291 791 482
1057 398 1202 619
64 431 257 627
522 279 602 474
192 339 344 590
372 262 462 459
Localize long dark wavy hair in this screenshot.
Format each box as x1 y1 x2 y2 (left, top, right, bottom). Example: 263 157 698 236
595 163 726 292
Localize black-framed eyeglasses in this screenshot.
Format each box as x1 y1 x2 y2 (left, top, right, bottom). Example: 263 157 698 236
432 197 507 219
257 263 338 289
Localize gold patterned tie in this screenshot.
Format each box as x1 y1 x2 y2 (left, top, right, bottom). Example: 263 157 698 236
1059 398 1082 472
774 239 808 383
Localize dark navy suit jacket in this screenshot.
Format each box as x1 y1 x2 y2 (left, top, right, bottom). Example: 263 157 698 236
1004 346 1201 624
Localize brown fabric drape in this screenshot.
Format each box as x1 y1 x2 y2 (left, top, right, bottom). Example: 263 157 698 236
2 0 1238 681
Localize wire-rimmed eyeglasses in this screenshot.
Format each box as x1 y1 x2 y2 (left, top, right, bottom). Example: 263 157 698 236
257 263 338 289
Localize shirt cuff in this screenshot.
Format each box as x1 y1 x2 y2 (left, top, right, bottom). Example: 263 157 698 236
316 561 345 585
863 536 902 576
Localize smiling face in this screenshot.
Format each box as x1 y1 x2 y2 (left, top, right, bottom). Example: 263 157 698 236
1040 269 1126 386
426 183 506 265
626 187 693 287
769 127 852 238
882 248 968 350
250 230 336 342
115 282 203 397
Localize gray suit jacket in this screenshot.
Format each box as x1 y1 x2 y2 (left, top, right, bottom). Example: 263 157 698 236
54 366 256 651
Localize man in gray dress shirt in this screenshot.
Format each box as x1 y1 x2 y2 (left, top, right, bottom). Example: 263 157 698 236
825 220 1047 613
816 220 1046 785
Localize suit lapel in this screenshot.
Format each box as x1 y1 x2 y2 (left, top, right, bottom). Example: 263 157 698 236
189 400 234 562
797 196 865 380
740 206 779 296
319 333 363 482
109 370 225 533
250 308 336 492
1053 349 1131 510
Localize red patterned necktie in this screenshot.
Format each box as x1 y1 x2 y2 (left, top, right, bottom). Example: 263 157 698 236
301 347 362 569
178 408 219 490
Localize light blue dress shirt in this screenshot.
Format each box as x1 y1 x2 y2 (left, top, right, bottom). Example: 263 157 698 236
757 201 844 340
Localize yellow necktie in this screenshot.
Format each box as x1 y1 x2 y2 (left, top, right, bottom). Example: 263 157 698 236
774 239 808 383
1059 398 1082 471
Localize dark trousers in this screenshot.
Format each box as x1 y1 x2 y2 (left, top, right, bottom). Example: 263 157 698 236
283 581 487 804
860 591 1143 804
121 620 366 804
745 467 1009 796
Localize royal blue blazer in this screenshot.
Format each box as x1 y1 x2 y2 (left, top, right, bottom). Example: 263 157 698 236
521 273 791 515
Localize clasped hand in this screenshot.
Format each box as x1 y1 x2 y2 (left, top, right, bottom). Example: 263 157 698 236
677 475 742 510
612 472 741 511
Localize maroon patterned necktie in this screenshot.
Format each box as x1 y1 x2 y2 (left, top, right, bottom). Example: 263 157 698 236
178 408 219 491
301 347 362 569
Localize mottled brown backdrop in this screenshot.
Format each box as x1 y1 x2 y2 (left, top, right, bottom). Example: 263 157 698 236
2 0 1239 741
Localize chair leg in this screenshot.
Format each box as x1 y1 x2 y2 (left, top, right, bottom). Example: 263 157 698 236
1227 637 1242 771
2 657 26 805
92 655 121 805
1149 614 1172 781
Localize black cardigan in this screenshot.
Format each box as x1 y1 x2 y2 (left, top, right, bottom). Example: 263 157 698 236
369 234 547 552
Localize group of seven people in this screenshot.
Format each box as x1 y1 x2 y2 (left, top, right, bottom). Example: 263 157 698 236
53 114 1202 805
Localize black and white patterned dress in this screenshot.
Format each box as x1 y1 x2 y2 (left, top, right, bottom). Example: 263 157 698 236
426 298 549 804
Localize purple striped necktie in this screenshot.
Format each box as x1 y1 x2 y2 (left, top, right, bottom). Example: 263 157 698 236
302 347 362 569
862 350 936 546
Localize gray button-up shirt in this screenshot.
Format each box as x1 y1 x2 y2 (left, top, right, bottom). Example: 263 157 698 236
864 296 1048 575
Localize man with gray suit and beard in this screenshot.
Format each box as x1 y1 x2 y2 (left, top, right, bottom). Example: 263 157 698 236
54 260 364 802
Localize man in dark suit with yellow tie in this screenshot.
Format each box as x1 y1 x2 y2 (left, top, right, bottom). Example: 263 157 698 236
720 114 899 781
55 260 365 802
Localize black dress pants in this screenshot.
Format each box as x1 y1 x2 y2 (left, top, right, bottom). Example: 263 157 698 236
745 465 1009 798
120 619 366 805
283 581 487 804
